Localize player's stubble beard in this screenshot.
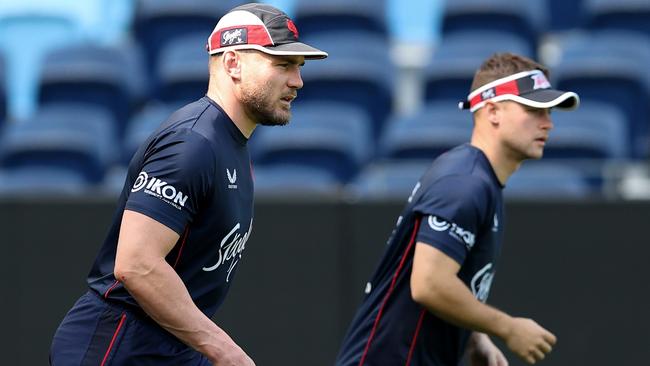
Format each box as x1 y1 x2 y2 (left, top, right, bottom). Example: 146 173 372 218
240 80 293 126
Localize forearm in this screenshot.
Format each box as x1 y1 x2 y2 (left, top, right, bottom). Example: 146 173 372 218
116 258 240 360
412 275 512 339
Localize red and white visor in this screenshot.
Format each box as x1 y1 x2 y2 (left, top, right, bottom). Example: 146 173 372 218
459 70 579 112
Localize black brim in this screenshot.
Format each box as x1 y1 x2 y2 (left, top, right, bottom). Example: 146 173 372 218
209 43 328 59
516 89 580 110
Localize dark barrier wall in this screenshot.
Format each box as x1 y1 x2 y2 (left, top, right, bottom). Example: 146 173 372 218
1 197 649 365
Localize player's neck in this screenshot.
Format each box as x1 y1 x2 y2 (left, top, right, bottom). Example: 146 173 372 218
206 88 257 138
470 134 520 185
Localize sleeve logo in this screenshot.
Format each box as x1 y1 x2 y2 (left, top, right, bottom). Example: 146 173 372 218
131 171 188 209
428 215 476 249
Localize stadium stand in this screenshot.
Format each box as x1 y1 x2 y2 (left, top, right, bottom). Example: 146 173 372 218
0 104 119 184
251 101 372 183
293 0 388 39
37 41 146 136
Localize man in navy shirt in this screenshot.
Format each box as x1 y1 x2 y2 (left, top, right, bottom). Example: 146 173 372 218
336 53 580 366
50 4 326 365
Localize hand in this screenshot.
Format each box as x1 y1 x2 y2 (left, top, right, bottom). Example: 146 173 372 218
503 318 556 364
468 332 508 366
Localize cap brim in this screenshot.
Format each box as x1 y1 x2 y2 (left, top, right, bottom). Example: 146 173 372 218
209 42 328 59
513 89 580 110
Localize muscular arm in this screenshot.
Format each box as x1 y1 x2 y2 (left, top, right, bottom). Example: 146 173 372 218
113 210 253 365
410 242 555 364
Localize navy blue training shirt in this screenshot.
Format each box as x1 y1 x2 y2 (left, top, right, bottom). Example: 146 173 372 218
336 144 505 366
88 96 254 318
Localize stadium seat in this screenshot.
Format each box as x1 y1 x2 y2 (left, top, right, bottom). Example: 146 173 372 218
38 41 147 135
0 0 134 44
0 53 6 122
505 161 593 199
123 103 177 164
298 32 395 138
0 13 81 119
424 31 533 104
585 0 650 37
0 104 119 184
440 0 546 54
133 0 235 89
347 160 431 200
0 167 89 196
546 0 585 30
251 101 372 182
293 0 388 39
380 101 473 160
554 31 650 158
545 102 629 159
156 33 209 104
253 165 341 197
387 0 444 44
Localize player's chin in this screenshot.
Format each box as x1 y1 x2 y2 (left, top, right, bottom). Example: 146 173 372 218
259 110 291 126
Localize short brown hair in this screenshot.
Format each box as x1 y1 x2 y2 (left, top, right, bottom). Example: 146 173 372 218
470 53 549 93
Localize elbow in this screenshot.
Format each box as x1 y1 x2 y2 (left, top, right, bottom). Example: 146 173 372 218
113 258 148 284
113 262 131 283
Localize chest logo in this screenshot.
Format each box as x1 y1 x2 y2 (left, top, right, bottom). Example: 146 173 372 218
202 219 253 282
227 168 237 189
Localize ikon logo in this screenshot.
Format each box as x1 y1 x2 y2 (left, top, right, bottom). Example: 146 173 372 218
131 171 188 208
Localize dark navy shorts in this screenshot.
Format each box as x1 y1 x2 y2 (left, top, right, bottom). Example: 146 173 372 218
50 290 211 366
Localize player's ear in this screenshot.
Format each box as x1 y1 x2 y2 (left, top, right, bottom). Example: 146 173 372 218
484 101 500 126
222 50 242 80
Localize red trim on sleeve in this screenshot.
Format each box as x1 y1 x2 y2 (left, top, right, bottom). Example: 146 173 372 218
172 226 190 269
104 280 120 299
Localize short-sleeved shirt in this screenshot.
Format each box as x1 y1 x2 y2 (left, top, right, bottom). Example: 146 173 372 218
336 144 505 366
87 96 254 318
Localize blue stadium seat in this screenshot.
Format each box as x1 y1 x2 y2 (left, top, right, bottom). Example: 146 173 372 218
298 32 395 139
0 1 134 44
251 101 372 182
156 33 208 104
585 0 650 37
0 13 81 119
424 31 533 104
547 0 585 30
505 161 593 199
554 31 650 158
545 102 629 159
38 41 146 135
0 53 5 122
293 0 388 39
0 104 119 184
253 165 341 197
133 0 233 88
123 103 178 164
347 160 431 200
387 0 444 44
0 167 89 195
380 102 473 160
441 0 546 54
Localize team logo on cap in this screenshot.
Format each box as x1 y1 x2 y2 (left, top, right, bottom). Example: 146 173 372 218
221 28 248 46
286 19 299 39
531 73 551 90
481 88 496 100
